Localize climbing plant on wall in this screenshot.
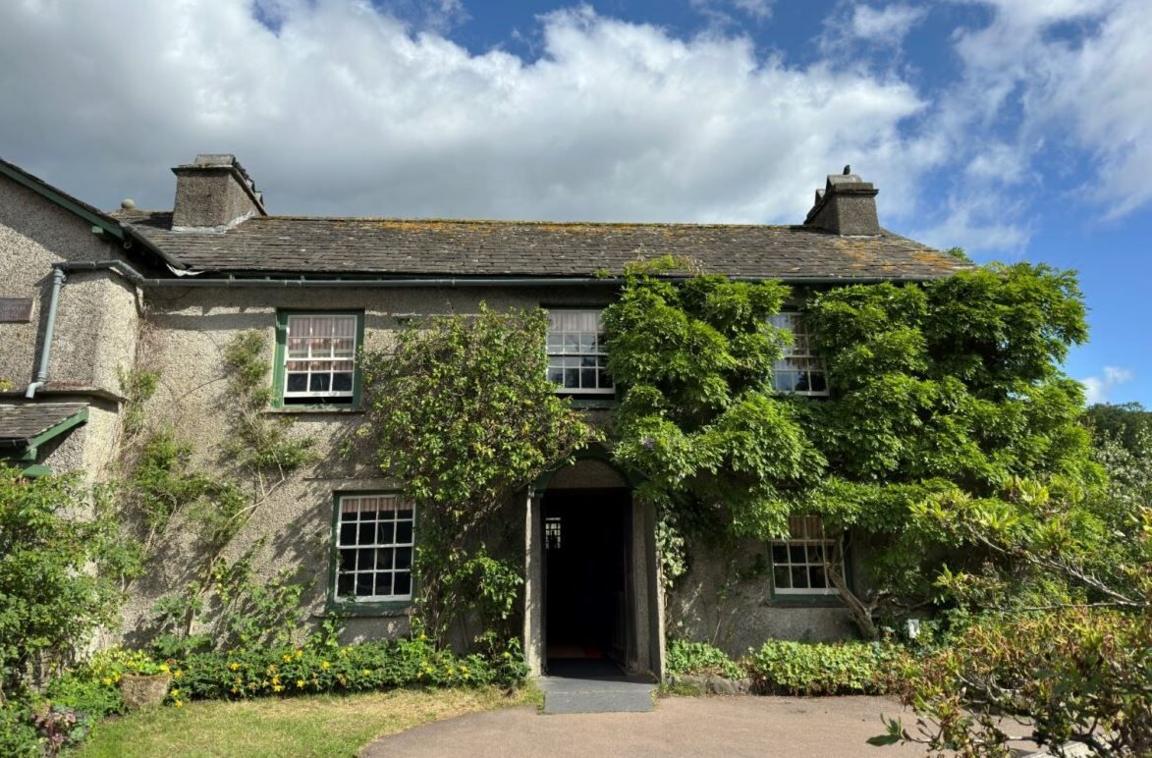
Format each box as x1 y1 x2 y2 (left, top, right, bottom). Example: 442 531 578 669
358 304 599 648
118 332 316 654
602 260 1098 636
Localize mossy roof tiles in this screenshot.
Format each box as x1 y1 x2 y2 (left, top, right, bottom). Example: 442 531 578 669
113 211 967 280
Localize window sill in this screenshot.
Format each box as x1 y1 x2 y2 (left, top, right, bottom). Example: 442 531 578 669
764 595 845 609
323 600 413 618
266 406 364 415
561 396 618 410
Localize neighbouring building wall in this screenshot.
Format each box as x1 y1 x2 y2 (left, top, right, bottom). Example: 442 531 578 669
0 177 120 389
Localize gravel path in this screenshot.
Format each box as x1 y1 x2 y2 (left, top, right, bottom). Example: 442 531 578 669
361 695 928 757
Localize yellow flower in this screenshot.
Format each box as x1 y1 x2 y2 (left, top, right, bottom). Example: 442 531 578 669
173 699 184 708
173 670 183 679
295 650 303 659
459 665 468 674
158 663 170 673
272 684 284 693
296 679 306 689
229 662 241 671
282 653 293 663
170 688 181 697
101 677 113 686
320 661 330 670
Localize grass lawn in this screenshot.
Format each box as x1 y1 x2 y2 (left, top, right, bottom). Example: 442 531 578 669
74 686 535 758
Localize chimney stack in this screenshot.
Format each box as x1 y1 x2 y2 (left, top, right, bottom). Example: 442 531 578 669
803 166 880 236
171 154 266 230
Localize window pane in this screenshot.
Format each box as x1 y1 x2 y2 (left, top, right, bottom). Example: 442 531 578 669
358 523 374 544
809 565 828 588
374 572 392 597
773 566 791 589
394 572 411 596
771 544 788 564
791 566 809 588
337 573 354 597
395 521 413 544
395 547 412 570
357 548 375 568
375 548 394 570
789 545 806 563
310 374 331 392
339 548 355 571
376 521 395 545
332 373 353 391
355 573 373 597
339 523 356 546
287 373 308 392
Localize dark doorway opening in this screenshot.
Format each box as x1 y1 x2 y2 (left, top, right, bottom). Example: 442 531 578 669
542 487 632 675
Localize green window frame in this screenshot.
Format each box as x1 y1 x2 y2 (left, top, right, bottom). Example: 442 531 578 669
327 491 415 615
273 310 365 409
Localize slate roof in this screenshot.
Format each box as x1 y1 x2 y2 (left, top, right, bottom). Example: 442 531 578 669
114 210 966 281
0 403 87 445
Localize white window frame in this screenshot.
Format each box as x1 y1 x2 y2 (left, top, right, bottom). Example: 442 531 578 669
282 313 359 404
770 312 829 397
333 493 414 603
770 515 840 596
546 308 614 396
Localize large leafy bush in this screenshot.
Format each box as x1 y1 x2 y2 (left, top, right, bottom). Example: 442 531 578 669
746 640 896 696
0 467 138 698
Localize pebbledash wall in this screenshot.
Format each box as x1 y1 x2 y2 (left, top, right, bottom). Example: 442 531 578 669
0 160 868 668
98 280 859 656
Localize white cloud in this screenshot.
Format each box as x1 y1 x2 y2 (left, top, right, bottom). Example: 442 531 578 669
847 4 927 44
691 0 774 27
0 0 924 224
922 0 1152 248
1082 365 1134 404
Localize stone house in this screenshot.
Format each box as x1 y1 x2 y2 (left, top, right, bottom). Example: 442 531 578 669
0 154 964 679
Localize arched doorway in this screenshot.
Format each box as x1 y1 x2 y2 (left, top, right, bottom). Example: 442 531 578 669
524 454 663 679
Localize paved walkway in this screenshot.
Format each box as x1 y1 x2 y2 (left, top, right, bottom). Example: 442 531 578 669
361 695 927 757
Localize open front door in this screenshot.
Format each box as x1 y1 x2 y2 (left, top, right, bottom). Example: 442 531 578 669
542 487 632 672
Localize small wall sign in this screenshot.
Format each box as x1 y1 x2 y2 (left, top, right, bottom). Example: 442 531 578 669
0 298 33 323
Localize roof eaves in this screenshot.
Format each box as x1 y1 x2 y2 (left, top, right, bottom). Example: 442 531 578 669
0 157 124 240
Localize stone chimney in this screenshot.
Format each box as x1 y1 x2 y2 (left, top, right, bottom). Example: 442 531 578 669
803 165 880 236
171 154 267 230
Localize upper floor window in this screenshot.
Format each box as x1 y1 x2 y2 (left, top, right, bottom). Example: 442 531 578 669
278 312 361 405
547 309 613 395
334 493 414 603
770 515 840 595
769 312 828 396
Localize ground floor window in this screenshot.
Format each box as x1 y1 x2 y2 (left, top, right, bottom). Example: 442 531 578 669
770 514 840 595
334 493 414 602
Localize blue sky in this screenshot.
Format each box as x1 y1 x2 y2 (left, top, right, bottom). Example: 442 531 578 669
0 0 1148 404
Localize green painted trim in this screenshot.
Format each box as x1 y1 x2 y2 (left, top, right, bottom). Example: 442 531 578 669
0 161 123 239
26 407 88 449
272 310 364 410
19 464 52 478
0 408 89 465
324 490 416 617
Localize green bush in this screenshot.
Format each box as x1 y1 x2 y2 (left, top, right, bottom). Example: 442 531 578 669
0 703 40 757
52 636 529 711
746 640 896 695
43 673 124 719
666 639 745 679
176 635 526 702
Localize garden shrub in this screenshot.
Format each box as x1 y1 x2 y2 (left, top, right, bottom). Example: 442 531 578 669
666 639 745 679
43 673 124 719
0 703 40 757
746 640 897 695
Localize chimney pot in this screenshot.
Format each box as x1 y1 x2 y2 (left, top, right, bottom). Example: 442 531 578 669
171 153 267 230
804 167 880 235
